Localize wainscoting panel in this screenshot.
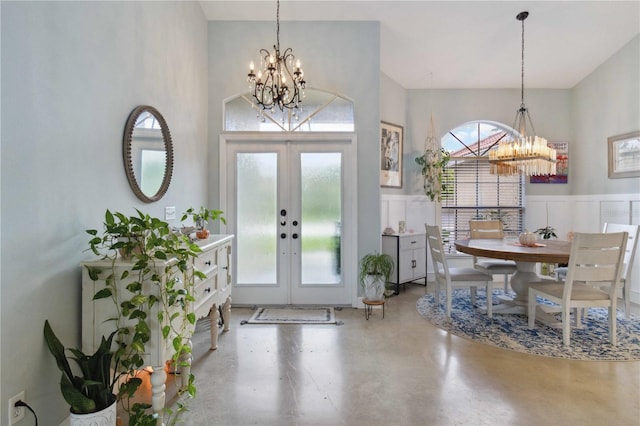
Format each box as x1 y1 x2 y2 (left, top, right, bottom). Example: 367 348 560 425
601 201 631 229
386 194 640 305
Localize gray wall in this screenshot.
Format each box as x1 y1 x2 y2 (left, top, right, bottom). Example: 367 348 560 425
207 21 381 261
380 73 410 194
405 88 573 196
571 35 640 195
397 35 639 199
0 1 208 422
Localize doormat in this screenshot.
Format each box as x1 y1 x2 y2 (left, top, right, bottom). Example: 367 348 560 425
244 307 337 324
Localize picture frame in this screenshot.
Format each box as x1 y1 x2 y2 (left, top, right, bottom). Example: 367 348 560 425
380 121 403 188
608 131 640 179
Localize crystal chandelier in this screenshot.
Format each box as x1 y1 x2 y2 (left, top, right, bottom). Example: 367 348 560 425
489 11 556 176
247 0 306 112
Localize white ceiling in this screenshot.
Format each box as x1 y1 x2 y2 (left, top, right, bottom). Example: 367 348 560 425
199 0 640 89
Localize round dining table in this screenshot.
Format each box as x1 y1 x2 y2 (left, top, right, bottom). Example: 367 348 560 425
454 238 571 314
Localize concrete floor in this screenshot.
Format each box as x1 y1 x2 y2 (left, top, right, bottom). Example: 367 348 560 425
144 283 639 425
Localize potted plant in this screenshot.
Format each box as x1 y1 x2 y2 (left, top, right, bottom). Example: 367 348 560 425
415 147 450 202
43 320 119 425
535 225 557 240
359 252 394 301
181 206 226 239
85 209 204 422
535 204 557 240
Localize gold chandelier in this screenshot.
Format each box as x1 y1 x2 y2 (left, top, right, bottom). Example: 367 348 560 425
247 0 306 112
489 11 556 176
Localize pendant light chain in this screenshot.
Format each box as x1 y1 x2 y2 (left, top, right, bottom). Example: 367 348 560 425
276 0 280 52
246 0 306 112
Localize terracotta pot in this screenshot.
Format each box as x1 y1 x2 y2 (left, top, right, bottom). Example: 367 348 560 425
196 229 210 240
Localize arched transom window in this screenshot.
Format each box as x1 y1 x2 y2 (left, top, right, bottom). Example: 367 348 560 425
224 88 355 132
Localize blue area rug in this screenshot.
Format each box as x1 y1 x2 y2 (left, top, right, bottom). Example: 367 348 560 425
416 289 640 361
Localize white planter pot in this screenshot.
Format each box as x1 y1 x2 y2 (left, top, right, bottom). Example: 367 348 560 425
363 274 385 301
69 401 117 426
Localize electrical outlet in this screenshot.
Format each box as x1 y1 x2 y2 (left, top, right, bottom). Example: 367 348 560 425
165 206 176 220
8 391 25 425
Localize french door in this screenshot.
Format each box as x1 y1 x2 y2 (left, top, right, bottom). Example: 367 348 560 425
220 134 357 306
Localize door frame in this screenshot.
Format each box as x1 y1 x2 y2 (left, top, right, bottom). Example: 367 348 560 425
219 132 358 307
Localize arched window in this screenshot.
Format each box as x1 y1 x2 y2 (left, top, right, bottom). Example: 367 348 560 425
224 88 355 132
440 121 524 253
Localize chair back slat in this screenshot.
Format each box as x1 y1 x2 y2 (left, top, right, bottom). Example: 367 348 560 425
425 225 448 282
469 220 504 239
564 232 627 299
603 223 640 280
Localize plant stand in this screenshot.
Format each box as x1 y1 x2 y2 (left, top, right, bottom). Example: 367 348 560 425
363 298 385 320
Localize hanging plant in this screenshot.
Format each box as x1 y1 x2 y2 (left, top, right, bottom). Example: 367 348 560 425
416 147 450 202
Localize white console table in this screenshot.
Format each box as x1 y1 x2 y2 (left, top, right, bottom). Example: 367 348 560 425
81 234 233 418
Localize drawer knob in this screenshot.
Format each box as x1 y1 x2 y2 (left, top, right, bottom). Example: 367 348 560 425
205 260 212 266
223 266 228 270
205 287 212 293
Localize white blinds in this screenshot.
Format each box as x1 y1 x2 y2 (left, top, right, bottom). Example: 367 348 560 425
440 157 524 253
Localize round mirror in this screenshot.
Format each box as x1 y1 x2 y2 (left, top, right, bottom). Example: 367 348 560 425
123 105 174 202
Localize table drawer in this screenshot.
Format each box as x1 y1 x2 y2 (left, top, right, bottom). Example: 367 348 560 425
194 277 217 315
399 235 426 251
194 249 217 277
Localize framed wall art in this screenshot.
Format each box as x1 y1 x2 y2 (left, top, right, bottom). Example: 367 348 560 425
608 131 640 179
530 141 568 184
380 121 403 188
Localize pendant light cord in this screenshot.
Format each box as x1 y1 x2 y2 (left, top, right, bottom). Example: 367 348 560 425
520 14 525 108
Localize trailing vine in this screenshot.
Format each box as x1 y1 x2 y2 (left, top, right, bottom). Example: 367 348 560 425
415 147 450 202
86 209 204 423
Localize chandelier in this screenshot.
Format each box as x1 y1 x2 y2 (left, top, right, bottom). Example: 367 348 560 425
247 0 306 112
489 11 556 176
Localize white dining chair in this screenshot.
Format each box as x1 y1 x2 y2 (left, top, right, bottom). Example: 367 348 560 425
528 231 627 346
426 224 494 318
468 219 517 293
555 223 638 317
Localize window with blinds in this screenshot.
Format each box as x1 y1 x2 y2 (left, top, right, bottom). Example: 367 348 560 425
440 121 524 254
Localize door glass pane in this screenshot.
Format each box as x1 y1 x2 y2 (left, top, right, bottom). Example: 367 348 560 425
237 153 278 284
300 153 342 285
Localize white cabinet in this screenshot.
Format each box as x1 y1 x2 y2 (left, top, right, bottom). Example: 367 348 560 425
382 233 426 294
81 234 233 416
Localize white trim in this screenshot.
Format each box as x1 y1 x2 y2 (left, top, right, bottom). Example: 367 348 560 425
220 132 359 307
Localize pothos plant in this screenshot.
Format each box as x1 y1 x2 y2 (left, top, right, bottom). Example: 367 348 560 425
415 147 450 202
86 209 204 423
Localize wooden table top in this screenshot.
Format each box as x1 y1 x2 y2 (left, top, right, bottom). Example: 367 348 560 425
454 238 571 264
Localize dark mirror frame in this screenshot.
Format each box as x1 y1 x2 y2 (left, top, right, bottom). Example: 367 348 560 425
123 105 174 202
